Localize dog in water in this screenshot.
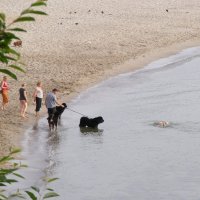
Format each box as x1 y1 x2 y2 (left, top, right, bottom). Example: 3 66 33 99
79 116 104 128
153 121 169 128
56 103 67 120
48 103 67 131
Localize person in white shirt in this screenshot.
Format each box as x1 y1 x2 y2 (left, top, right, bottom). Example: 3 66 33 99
33 81 43 117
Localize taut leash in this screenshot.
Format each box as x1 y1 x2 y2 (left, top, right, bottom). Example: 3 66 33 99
67 108 88 117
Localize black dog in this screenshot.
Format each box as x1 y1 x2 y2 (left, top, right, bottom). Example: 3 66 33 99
56 103 67 120
48 103 67 131
79 116 104 128
48 117 55 131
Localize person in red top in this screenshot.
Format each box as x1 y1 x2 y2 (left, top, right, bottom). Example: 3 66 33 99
1 76 9 110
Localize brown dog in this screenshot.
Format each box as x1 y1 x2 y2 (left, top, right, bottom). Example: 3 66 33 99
13 40 22 47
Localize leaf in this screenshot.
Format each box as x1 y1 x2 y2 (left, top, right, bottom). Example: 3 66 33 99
0 13 5 22
31 1 47 7
2 32 20 40
14 16 35 23
13 173 25 179
7 28 27 32
46 178 59 183
25 191 37 200
21 9 47 16
4 55 18 62
0 155 13 163
19 164 28 168
13 162 19 167
9 147 21 155
0 69 17 80
0 193 7 199
6 48 20 59
46 188 54 191
9 193 26 199
0 21 6 30
0 168 17 175
31 186 40 193
43 192 59 199
8 65 25 73
4 179 18 184
0 53 8 63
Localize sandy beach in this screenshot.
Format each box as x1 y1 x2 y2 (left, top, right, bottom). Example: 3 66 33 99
0 0 200 156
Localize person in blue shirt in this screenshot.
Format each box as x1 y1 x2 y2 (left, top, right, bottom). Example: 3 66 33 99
45 88 63 118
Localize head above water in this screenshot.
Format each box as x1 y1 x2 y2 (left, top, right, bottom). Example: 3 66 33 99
95 116 104 123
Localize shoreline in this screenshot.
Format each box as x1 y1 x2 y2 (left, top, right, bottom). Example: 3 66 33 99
0 39 200 158
18 39 200 152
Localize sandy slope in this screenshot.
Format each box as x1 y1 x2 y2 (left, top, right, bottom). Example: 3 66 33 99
0 0 200 156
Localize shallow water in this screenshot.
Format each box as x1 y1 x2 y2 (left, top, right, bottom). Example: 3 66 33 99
11 47 200 199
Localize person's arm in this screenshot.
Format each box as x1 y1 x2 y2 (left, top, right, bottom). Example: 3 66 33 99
55 100 63 107
1 81 7 90
55 96 64 107
33 88 37 102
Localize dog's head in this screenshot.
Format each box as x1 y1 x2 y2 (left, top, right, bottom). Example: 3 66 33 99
94 116 104 124
62 103 67 108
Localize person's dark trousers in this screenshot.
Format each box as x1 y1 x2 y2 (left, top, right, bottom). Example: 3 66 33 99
35 97 42 112
48 107 56 120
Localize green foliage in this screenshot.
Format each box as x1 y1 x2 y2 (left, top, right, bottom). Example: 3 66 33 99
0 0 48 80
0 148 59 199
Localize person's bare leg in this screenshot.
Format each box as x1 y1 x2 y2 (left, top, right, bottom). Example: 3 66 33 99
1 103 4 110
20 101 24 117
1 101 6 110
3 102 8 110
35 111 39 118
23 102 28 118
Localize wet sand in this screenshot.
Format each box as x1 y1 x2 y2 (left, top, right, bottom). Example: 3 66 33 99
0 0 200 156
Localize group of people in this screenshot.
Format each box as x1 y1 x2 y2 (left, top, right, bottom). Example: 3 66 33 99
1 76 64 119
19 81 43 118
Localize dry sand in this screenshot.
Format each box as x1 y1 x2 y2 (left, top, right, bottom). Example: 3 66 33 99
0 0 200 156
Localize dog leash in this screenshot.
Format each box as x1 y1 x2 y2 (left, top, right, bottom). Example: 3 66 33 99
67 108 88 117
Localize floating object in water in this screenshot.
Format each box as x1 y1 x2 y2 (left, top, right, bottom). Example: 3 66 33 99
153 121 170 128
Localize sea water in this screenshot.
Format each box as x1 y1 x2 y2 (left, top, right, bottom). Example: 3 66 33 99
11 47 200 200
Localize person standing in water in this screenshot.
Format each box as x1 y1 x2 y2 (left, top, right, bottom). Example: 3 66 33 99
19 83 28 118
33 81 43 117
45 88 63 119
1 76 9 110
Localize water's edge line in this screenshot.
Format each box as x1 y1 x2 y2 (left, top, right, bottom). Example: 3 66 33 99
21 40 200 149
